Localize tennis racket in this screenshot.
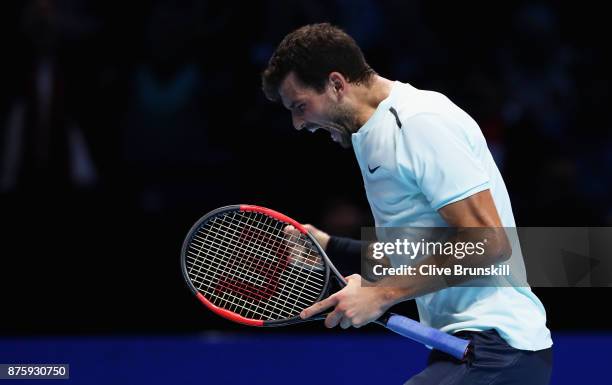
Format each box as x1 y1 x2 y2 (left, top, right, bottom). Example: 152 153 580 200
181 204 471 360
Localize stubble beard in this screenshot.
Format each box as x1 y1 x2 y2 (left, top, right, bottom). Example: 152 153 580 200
325 103 361 149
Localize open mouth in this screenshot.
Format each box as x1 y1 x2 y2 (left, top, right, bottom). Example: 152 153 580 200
303 124 319 133
303 124 342 143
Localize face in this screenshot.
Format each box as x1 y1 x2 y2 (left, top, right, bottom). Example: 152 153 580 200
278 72 360 148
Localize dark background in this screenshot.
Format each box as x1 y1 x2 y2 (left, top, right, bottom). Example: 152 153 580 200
0 0 610 335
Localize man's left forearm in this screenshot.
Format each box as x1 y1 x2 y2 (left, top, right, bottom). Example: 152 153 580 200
373 227 512 308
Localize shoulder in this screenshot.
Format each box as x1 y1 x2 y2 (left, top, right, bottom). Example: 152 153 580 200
386 83 458 132
397 112 459 149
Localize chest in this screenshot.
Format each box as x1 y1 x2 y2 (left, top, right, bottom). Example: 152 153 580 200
353 131 430 226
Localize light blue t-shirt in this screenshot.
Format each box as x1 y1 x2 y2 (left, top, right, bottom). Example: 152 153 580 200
351 81 552 351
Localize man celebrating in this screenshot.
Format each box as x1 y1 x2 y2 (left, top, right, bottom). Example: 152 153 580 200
262 23 552 384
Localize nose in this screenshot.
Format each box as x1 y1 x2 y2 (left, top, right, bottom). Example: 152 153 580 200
292 114 304 131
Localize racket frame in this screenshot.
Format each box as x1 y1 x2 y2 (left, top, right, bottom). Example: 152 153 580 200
181 204 334 327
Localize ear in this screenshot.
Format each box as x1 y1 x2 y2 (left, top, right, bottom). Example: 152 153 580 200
328 72 347 95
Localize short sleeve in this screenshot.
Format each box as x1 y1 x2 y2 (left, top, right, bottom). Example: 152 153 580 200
397 113 490 210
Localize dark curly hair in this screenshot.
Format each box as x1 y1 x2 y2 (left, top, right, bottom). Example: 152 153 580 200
262 23 376 102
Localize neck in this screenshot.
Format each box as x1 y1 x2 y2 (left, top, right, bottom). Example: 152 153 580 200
352 75 394 129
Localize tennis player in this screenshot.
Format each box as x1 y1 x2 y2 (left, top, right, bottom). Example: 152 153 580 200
262 23 552 384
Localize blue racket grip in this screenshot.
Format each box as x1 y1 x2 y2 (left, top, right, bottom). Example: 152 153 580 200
384 314 470 360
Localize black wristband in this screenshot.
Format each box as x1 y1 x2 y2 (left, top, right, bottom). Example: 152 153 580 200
326 236 364 276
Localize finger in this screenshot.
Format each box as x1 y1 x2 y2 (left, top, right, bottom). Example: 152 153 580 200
300 295 338 319
325 309 344 328
344 274 361 283
340 317 352 329
352 317 368 328
284 225 298 236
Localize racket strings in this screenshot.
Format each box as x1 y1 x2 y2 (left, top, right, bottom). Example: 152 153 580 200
185 210 327 321
189 213 323 319
215 212 324 312
213 216 288 301
187 231 324 297
186 222 324 309
194 215 325 282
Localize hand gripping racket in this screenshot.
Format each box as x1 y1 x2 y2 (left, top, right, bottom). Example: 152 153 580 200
181 204 471 360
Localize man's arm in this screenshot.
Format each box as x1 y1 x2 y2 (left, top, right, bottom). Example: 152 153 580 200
375 189 512 309
300 189 511 328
